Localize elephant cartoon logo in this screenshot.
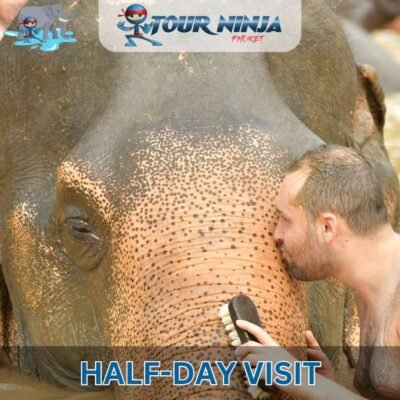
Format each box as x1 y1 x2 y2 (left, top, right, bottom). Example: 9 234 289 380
3 4 77 52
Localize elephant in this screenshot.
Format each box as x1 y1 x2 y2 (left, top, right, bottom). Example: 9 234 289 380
17 4 69 41
0 0 399 399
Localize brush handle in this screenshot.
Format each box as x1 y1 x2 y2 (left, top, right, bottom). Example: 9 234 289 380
229 294 274 396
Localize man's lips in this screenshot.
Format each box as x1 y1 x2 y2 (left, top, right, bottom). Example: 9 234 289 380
277 246 285 255
279 248 290 263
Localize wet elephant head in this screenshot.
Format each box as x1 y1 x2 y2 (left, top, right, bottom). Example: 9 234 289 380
0 0 399 399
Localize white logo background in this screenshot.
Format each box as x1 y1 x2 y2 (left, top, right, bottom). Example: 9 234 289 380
99 0 302 52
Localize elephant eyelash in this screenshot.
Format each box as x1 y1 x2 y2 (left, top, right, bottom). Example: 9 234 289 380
65 218 101 242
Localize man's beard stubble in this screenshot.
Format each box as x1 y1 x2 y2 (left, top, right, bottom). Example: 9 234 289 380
278 224 332 281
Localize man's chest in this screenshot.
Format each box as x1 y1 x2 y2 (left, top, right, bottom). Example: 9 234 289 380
355 291 400 398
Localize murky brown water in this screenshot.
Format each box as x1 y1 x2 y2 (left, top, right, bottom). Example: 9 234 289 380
0 368 112 400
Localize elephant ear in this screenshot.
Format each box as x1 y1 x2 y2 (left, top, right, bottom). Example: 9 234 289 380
0 137 8 352
0 135 17 364
343 287 360 368
351 65 400 230
357 64 386 136
0 266 19 368
343 63 386 150
44 6 56 18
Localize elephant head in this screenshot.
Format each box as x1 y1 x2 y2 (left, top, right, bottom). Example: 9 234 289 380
0 0 398 399
44 4 70 22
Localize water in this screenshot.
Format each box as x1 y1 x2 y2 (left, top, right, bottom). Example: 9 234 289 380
0 368 112 400
4 28 77 52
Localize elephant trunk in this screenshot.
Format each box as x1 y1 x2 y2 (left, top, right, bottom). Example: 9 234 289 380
104 173 308 399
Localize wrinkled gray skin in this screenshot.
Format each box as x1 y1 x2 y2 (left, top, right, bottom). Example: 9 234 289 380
0 0 399 399
17 5 68 40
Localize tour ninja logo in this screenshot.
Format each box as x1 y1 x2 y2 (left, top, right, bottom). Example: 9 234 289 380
117 2 282 48
100 0 301 52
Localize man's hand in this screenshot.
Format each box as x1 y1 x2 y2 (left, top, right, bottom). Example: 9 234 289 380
235 319 297 365
234 320 364 400
305 331 336 381
0 0 28 41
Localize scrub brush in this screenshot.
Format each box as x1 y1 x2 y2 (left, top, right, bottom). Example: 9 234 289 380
219 294 273 399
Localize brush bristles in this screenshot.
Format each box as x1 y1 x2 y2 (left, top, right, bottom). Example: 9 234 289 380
219 302 271 399
248 385 271 399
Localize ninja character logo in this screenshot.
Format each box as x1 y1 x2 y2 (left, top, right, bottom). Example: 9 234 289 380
20 16 41 41
117 4 163 47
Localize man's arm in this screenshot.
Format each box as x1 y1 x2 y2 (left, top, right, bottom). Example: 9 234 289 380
235 320 366 400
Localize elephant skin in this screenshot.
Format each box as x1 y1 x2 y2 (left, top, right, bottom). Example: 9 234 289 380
0 0 399 399
17 4 69 40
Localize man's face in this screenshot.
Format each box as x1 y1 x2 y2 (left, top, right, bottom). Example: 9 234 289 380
274 172 331 280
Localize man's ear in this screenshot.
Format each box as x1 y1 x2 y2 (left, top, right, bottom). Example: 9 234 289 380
357 64 386 135
317 212 338 243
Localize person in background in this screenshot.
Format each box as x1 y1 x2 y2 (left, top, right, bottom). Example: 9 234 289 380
338 0 400 31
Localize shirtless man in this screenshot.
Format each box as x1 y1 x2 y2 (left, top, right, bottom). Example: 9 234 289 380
236 145 400 399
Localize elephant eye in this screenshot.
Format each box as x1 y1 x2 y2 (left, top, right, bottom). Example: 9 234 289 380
59 216 107 271
67 219 100 241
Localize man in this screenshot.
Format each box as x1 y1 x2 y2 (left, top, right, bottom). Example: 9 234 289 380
236 145 400 399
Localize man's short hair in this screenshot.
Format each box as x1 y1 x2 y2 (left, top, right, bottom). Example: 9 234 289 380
287 144 388 235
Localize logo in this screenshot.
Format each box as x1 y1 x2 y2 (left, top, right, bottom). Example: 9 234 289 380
100 0 302 53
117 4 163 47
4 4 77 52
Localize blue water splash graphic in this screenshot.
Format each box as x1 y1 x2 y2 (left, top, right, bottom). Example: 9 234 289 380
4 28 77 52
